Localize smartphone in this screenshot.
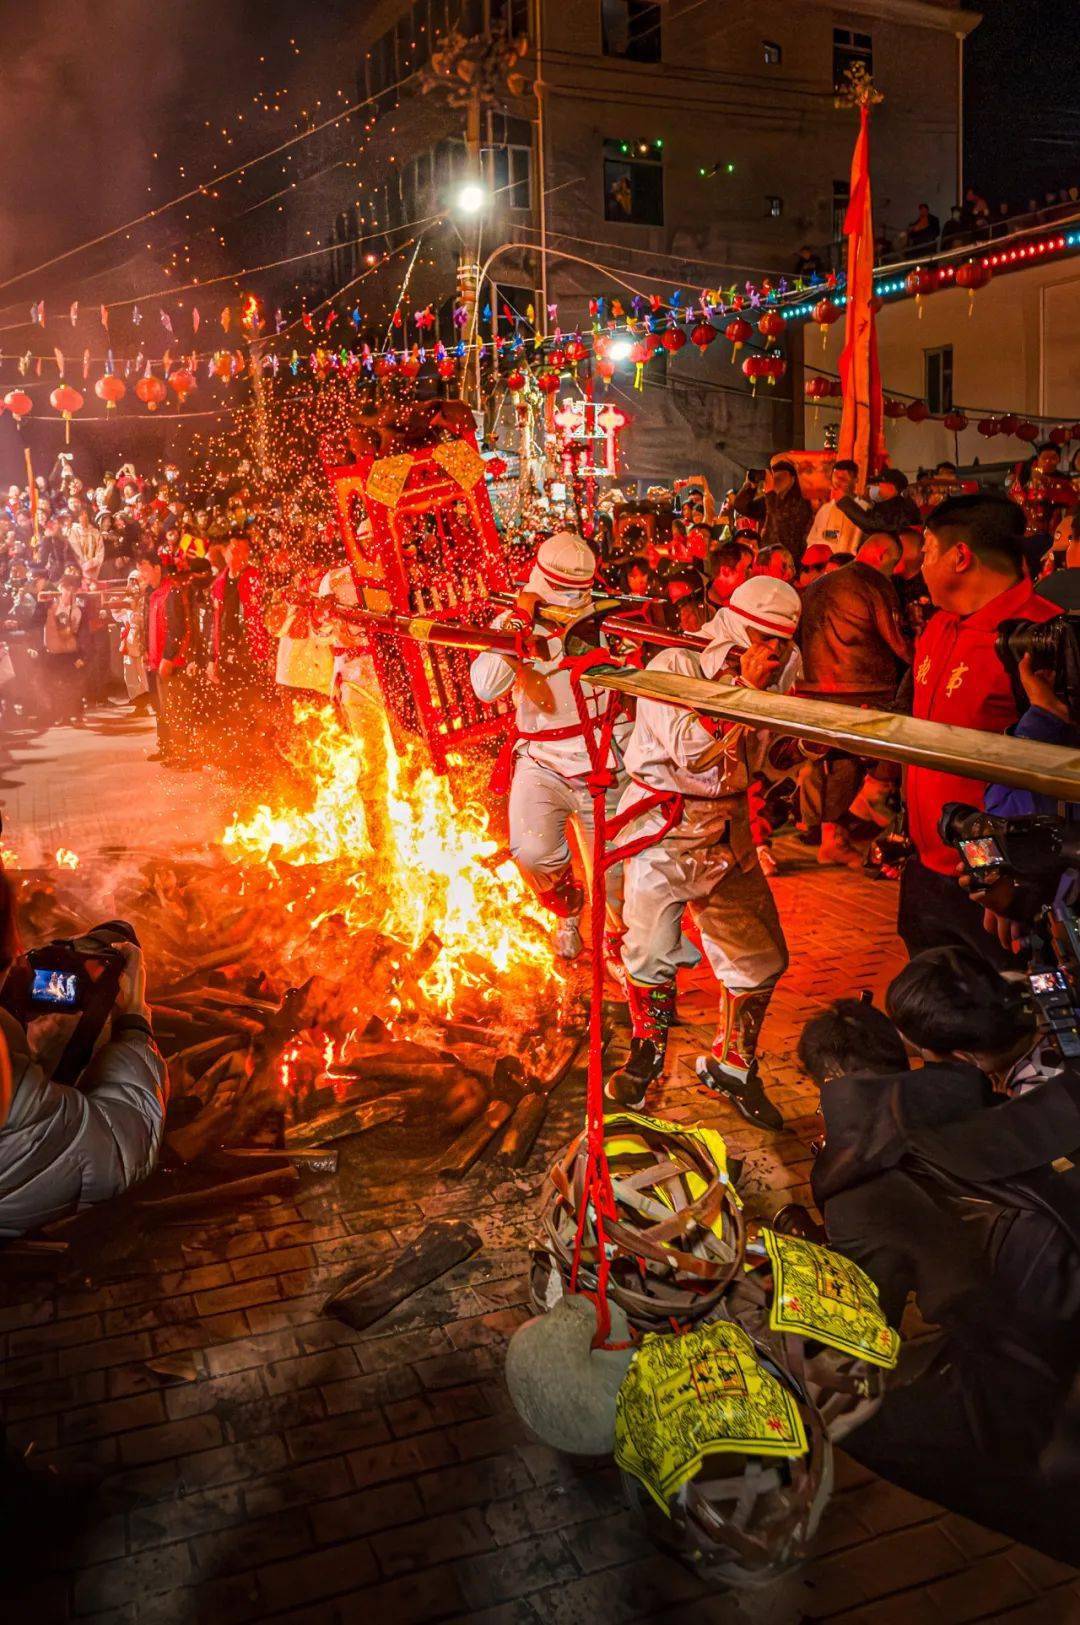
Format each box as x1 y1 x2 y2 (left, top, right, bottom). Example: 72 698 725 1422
30 965 81 1007
747 468 766 484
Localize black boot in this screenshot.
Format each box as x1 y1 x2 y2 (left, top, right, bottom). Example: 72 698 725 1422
606 1036 666 1108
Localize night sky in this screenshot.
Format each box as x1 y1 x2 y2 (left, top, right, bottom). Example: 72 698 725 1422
0 0 1074 300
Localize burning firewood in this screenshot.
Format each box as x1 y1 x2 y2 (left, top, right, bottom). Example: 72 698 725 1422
284 1093 413 1149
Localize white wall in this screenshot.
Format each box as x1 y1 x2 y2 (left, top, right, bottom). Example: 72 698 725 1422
804 256 1080 473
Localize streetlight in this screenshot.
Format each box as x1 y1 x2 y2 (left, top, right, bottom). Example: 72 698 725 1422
455 180 490 215
606 336 633 362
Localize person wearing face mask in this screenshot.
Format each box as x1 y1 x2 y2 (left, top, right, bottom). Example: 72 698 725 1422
839 469 922 537
805 459 867 555
605 577 799 1127
470 531 630 965
731 458 814 564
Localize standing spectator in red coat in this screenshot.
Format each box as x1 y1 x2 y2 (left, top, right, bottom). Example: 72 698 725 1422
900 495 1059 965
208 534 271 679
138 551 191 765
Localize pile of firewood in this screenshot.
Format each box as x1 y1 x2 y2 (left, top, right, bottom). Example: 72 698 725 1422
11 857 587 1184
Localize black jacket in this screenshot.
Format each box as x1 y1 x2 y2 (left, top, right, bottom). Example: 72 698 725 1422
813 1062 1080 1368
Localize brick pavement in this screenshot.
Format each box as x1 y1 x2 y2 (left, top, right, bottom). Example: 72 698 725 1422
1 714 1078 1623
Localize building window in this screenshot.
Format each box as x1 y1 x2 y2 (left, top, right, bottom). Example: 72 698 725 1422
601 0 662 63
766 195 783 217
763 40 782 65
603 137 663 225
925 346 953 415
489 0 529 33
833 27 872 88
490 281 533 337
485 113 532 209
832 179 850 246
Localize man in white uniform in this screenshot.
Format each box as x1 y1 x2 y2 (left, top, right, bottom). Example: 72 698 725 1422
606 577 802 1128
470 531 628 961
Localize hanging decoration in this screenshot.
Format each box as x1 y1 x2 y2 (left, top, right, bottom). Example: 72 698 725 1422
94 374 126 411
49 383 83 443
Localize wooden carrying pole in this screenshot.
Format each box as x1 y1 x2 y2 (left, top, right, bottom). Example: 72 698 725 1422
319 605 1080 802
589 665 1080 804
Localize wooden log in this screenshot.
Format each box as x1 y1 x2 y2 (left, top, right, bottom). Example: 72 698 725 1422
210 1146 340 1172
435 1099 512 1180
326 1059 462 1089
159 942 257 991
1 1239 69 1257
163 1034 237 1072
322 1218 481 1332
497 1090 552 1169
135 1166 299 1212
526 1032 585 1094
448 1044 523 1090
284 1094 412 1150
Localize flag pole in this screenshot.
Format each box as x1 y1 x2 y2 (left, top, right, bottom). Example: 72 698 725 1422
836 65 886 488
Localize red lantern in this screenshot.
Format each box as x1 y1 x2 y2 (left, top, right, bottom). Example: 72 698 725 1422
373 354 395 378
955 261 991 315
904 269 934 299
628 341 650 365
595 359 615 382
506 368 525 392
1015 420 1039 442
565 337 587 364
547 348 566 370
400 353 421 379
977 417 1001 438
1049 425 1070 447
757 311 785 340
811 299 841 330
826 378 844 397
906 400 929 423
168 368 196 404
3 390 32 419
742 354 768 388
691 321 718 350
804 377 826 400
761 353 787 385
536 370 560 394
883 398 907 418
437 356 457 380
999 413 1019 436
723 317 752 350
661 327 687 353
943 411 969 432
94 374 126 411
645 332 663 356
50 383 84 444
135 375 167 412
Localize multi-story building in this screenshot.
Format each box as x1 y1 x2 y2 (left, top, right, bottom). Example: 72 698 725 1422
261 0 981 491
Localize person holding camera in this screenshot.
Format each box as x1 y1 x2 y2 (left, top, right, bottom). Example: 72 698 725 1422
731 459 813 564
899 494 1059 966
0 881 168 1237
798 988 1080 1558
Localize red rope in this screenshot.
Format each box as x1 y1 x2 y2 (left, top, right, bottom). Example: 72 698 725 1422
559 646 682 1347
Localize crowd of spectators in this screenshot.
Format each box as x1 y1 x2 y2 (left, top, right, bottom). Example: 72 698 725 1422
0 454 302 771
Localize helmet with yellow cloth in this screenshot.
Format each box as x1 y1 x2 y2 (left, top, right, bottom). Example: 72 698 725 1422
720 1226 899 1441
615 1318 832 1585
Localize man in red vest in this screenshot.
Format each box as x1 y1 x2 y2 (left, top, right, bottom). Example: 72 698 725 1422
900 494 1059 965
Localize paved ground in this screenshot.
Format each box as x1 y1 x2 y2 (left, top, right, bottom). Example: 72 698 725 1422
1 704 1078 1624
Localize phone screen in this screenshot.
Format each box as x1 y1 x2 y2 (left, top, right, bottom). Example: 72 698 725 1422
1030 969 1069 997
31 966 80 1006
960 836 1004 871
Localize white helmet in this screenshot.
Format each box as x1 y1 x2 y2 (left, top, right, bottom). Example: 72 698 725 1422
525 530 596 606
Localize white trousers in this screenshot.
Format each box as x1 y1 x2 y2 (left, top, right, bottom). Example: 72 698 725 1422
508 752 624 920
620 794 788 992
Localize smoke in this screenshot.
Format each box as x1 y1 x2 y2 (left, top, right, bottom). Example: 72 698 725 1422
0 0 250 289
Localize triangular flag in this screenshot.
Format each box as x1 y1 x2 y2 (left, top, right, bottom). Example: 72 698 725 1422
100 305 109 330
192 307 200 333
69 302 79 327
54 347 64 376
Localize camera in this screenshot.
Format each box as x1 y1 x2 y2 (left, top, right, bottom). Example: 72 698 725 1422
940 804 1080 1062
1 920 138 1085
996 610 1080 719
939 803 1080 887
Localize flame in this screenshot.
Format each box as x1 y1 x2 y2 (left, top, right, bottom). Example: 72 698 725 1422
0 845 20 868
55 848 80 869
221 701 557 1025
